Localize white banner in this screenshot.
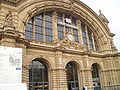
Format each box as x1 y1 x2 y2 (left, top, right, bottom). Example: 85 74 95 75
0 46 22 83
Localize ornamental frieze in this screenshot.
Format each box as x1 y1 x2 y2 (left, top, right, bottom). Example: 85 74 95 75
53 37 85 51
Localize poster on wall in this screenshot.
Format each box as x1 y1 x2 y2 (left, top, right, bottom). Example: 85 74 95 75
0 46 22 84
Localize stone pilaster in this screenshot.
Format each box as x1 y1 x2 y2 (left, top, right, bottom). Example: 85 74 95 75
77 19 83 44
52 11 58 41
51 51 67 90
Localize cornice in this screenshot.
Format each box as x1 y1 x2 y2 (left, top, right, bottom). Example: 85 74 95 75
26 40 120 58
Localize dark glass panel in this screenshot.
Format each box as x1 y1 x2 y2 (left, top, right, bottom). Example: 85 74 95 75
25 31 32 39
91 64 101 90
65 26 70 33
35 26 42 33
25 12 53 43
35 18 43 26
35 33 43 41
66 62 79 90
73 29 79 42
26 24 32 31
35 14 44 41
29 60 48 90
57 13 63 23
81 23 88 49
45 13 52 21
45 21 52 28
72 18 77 27
88 28 94 50
58 25 64 40
25 19 33 39
45 12 53 42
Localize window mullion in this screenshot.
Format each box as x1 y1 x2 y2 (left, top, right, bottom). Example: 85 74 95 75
92 33 95 50
77 19 83 44
43 12 46 42
52 11 57 41
63 14 66 37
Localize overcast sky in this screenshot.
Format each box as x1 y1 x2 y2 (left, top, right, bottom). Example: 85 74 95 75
80 0 120 51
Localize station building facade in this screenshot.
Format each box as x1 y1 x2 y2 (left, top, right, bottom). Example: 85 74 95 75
0 0 120 90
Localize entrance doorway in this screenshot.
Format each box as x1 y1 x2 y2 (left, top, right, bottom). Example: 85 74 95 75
66 62 79 90
29 59 48 90
91 63 101 90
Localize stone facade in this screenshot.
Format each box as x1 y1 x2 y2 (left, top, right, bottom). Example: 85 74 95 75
0 0 120 90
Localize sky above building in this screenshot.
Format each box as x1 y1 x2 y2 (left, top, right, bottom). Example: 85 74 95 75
80 0 120 51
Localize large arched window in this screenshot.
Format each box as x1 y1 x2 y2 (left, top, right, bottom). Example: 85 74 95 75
91 64 101 90
66 62 79 90
29 60 48 90
81 22 95 50
25 11 98 51
57 13 79 42
25 12 53 42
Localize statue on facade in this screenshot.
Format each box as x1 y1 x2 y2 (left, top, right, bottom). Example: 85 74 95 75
3 10 15 30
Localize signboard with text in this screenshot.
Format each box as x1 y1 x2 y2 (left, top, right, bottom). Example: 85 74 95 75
0 46 22 83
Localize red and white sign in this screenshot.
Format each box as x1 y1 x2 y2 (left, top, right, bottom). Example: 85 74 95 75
65 18 71 23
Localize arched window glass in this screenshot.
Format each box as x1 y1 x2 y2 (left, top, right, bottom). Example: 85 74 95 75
81 23 88 49
66 62 79 90
35 14 44 41
91 64 101 90
25 19 33 39
29 60 48 90
25 12 53 42
45 13 53 42
88 28 94 50
57 13 79 42
72 18 79 42
57 13 64 40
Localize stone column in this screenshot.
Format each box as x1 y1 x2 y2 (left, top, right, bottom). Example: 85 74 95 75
85 26 90 50
81 55 93 90
82 69 93 90
51 51 67 90
52 11 58 41
91 33 96 50
77 19 83 44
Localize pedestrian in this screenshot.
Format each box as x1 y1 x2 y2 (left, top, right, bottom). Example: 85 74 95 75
82 85 88 90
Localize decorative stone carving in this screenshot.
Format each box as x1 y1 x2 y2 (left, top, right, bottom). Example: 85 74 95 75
4 11 13 27
53 37 85 51
99 10 109 25
3 10 15 30
0 29 29 46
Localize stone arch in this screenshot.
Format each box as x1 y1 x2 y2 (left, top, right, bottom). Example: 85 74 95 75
26 55 53 69
18 0 112 51
90 62 103 71
64 59 83 70
65 60 81 90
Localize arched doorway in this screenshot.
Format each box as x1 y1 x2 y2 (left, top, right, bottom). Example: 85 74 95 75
91 63 101 90
66 62 79 90
29 59 48 90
